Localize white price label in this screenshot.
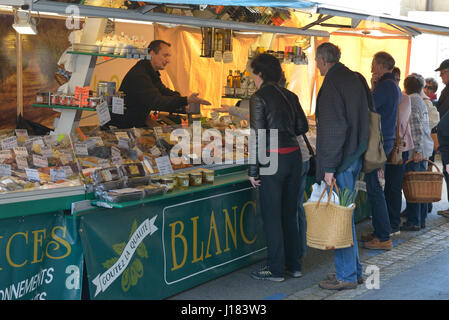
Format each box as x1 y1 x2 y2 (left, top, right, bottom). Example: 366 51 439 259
98 159 110 168
41 146 54 158
213 50 223 62
33 154 48 168
62 166 74 177
111 146 121 158
150 146 162 157
0 164 11 176
118 138 129 150
25 168 40 182
97 101 111 126
155 155 174 176
222 51 233 64
1 136 18 150
112 97 124 115
50 169 67 182
112 156 123 166
143 156 154 174
75 143 89 156
16 156 28 170
13 146 28 157
0 150 12 160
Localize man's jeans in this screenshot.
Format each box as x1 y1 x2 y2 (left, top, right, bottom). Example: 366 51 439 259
297 160 310 262
365 143 394 241
385 152 409 231
405 160 428 227
334 157 362 283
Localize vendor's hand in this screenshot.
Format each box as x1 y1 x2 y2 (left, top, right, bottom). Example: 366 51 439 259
213 105 231 113
188 93 211 105
413 152 423 163
324 172 334 186
445 164 449 174
249 176 261 188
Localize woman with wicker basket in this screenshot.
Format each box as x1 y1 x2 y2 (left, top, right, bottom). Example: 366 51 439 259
400 75 434 231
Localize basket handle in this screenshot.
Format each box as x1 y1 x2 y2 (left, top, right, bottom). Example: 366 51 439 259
404 159 441 173
316 179 340 208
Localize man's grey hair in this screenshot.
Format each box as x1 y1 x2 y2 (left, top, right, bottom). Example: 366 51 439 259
316 42 341 63
373 51 395 71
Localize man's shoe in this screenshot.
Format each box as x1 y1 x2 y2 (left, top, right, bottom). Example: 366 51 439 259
327 273 363 285
400 209 407 217
400 224 420 231
437 209 449 218
360 233 374 242
286 270 303 278
363 237 392 250
319 278 357 290
251 266 284 282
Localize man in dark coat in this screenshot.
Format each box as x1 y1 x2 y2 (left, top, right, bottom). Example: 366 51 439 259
435 59 449 119
315 42 369 291
109 40 210 128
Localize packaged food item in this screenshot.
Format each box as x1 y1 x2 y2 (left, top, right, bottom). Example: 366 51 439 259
137 184 166 197
160 176 176 191
176 174 189 190
126 176 150 188
120 162 146 178
99 188 144 203
91 167 122 184
201 169 215 184
189 171 202 186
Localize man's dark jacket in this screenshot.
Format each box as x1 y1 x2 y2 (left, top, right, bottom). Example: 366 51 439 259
437 85 449 119
438 111 449 165
248 82 309 177
110 60 188 128
315 62 370 181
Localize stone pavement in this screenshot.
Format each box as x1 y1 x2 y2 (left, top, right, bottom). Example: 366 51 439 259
286 216 449 300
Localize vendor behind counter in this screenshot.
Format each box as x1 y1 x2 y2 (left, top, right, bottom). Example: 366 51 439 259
109 40 210 129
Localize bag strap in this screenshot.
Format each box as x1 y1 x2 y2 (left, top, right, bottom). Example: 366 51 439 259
316 179 340 208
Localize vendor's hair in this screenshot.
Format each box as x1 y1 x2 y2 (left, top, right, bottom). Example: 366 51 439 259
373 51 395 71
148 40 171 54
316 42 341 63
404 75 424 95
425 77 438 92
250 53 282 83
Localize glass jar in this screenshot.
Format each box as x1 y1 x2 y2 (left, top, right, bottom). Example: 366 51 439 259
189 172 202 186
201 169 214 184
176 174 189 190
36 91 50 104
51 93 60 106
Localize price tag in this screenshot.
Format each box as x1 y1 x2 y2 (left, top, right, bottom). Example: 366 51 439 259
143 156 154 174
111 146 121 158
118 138 129 150
16 156 28 170
150 146 162 157
60 151 73 165
25 168 40 182
62 166 74 177
155 155 174 175
1 136 18 150
222 51 233 64
50 168 67 182
0 150 12 160
112 156 123 166
41 146 54 158
98 159 110 168
114 132 129 141
33 154 48 168
112 97 124 115
0 164 11 176
13 146 28 157
97 101 111 126
75 143 88 156
74 86 90 107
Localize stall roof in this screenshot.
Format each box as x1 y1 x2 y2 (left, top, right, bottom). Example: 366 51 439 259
315 3 449 37
130 0 317 9
31 1 329 37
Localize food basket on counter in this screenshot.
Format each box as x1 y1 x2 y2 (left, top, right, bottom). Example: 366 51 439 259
402 159 443 203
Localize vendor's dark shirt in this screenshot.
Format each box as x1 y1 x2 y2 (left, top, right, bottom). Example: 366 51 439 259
437 85 449 119
109 60 188 128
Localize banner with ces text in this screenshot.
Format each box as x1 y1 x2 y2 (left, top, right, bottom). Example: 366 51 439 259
0 213 84 300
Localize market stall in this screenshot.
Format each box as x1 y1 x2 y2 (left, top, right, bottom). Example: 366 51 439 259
2 0 449 300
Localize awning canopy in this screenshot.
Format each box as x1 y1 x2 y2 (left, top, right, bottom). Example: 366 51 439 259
131 0 317 9
315 4 449 37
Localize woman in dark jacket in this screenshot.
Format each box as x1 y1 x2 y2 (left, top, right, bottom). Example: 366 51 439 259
248 53 309 282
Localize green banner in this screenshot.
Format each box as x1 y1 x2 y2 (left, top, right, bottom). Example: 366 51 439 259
0 212 84 300
79 184 266 299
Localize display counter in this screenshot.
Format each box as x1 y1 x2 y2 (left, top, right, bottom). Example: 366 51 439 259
74 165 266 300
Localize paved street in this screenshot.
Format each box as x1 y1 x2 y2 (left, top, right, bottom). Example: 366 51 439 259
170 159 449 300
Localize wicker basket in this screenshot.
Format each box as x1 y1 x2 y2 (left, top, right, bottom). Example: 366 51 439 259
304 181 355 250
402 159 443 203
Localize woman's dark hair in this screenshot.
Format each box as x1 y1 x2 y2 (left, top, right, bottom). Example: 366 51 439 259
404 75 424 95
250 53 282 83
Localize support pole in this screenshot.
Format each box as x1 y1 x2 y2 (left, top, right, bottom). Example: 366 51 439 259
16 31 23 120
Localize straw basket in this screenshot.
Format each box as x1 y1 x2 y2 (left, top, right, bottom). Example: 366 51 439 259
402 159 443 203
304 180 355 250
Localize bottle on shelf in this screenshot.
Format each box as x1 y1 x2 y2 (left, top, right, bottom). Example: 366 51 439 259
227 70 233 87
233 70 241 88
